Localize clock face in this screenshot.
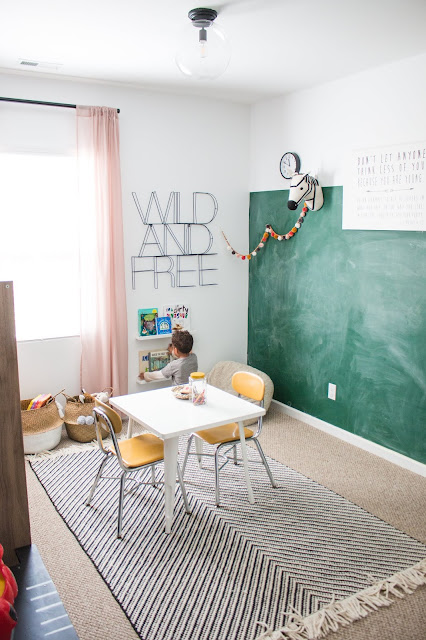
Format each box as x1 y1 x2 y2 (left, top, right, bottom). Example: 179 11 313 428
280 152 301 179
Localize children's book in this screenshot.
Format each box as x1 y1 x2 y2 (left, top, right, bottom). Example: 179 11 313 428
149 350 170 372
27 393 52 410
162 304 191 331
155 316 172 335
138 308 158 336
138 350 150 374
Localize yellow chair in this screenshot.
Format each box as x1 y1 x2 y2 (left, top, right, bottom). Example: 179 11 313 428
182 371 277 506
85 400 190 538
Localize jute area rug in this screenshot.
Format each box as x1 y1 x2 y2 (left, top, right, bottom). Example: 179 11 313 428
29 441 426 640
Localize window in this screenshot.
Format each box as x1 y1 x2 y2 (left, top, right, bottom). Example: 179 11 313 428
0 152 80 341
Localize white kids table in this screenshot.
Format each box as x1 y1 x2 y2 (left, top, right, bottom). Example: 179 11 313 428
110 384 266 534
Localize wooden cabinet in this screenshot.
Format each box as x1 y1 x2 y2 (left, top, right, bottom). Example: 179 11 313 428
0 282 31 566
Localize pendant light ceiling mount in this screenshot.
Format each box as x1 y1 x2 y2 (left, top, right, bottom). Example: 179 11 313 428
187 7 218 26
175 7 231 81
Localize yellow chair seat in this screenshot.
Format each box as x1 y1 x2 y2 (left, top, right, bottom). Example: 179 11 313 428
195 423 254 446
111 433 164 468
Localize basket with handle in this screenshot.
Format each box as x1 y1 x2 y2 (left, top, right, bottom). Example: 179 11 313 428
92 387 114 403
21 390 64 435
63 389 113 442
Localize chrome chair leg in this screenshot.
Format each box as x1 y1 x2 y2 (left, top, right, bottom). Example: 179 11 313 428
182 434 194 477
253 438 278 488
176 463 191 514
85 454 109 506
214 448 221 506
117 472 127 539
151 465 157 486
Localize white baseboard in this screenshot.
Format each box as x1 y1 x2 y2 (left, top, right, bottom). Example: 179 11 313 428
272 399 426 478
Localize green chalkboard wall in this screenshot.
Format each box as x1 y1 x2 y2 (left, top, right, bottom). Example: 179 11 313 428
248 186 426 465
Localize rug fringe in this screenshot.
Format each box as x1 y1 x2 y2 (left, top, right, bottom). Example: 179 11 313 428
25 440 99 460
255 558 426 640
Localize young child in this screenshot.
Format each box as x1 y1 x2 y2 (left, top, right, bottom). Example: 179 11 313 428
140 330 198 385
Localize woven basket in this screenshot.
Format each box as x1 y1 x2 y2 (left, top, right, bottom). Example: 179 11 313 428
63 391 111 442
21 393 63 435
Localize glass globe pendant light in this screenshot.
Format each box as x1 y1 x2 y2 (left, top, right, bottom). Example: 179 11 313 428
175 8 231 80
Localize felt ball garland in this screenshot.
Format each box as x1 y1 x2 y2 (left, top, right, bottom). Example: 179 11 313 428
222 202 310 260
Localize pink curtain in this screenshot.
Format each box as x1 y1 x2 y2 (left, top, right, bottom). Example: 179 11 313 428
76 106 128 396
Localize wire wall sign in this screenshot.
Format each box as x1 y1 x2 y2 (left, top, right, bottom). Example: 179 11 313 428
131 191 218 289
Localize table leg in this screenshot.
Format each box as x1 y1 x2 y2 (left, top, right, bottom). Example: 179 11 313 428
238 420 254 504
194 437 204 467
127 417 135 439
163 437 179 534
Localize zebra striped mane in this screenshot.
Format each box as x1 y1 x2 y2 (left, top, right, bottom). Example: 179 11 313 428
304 174 319 187
291 172 319 188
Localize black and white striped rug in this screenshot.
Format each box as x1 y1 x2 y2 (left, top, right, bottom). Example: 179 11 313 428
30 444 426 640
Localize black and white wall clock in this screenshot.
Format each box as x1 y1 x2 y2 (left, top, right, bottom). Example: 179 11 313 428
279 152 301 179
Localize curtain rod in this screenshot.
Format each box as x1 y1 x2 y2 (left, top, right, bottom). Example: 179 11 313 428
0 96 120 113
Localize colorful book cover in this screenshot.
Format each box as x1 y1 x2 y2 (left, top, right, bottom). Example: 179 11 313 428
149 350 170 372
27 393 52 410
138 308 158 336
155 316 172 335
138 350 150 374
162 304 190 331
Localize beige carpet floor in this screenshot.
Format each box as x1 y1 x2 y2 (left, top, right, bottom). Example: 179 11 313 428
26 403 426 640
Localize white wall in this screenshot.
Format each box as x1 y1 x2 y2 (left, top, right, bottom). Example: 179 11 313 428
0 72 250 398
250 53 426 190
17 337 81 400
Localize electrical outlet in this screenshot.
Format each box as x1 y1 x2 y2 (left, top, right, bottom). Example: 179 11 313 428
328 383 336 400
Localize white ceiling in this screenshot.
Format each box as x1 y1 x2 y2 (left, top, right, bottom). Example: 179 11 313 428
1 0 426 104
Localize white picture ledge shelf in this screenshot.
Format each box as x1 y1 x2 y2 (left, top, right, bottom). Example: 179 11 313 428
136 330 195 341
136 334 172 341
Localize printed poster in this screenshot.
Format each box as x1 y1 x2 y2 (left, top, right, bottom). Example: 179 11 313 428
343 141 426 230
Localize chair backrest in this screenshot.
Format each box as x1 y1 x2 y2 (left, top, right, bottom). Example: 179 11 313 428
232 371 265 436
95 398 122 434
92 406 124 463
206 361 274 428
93 400 122 457
232 371 265 402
